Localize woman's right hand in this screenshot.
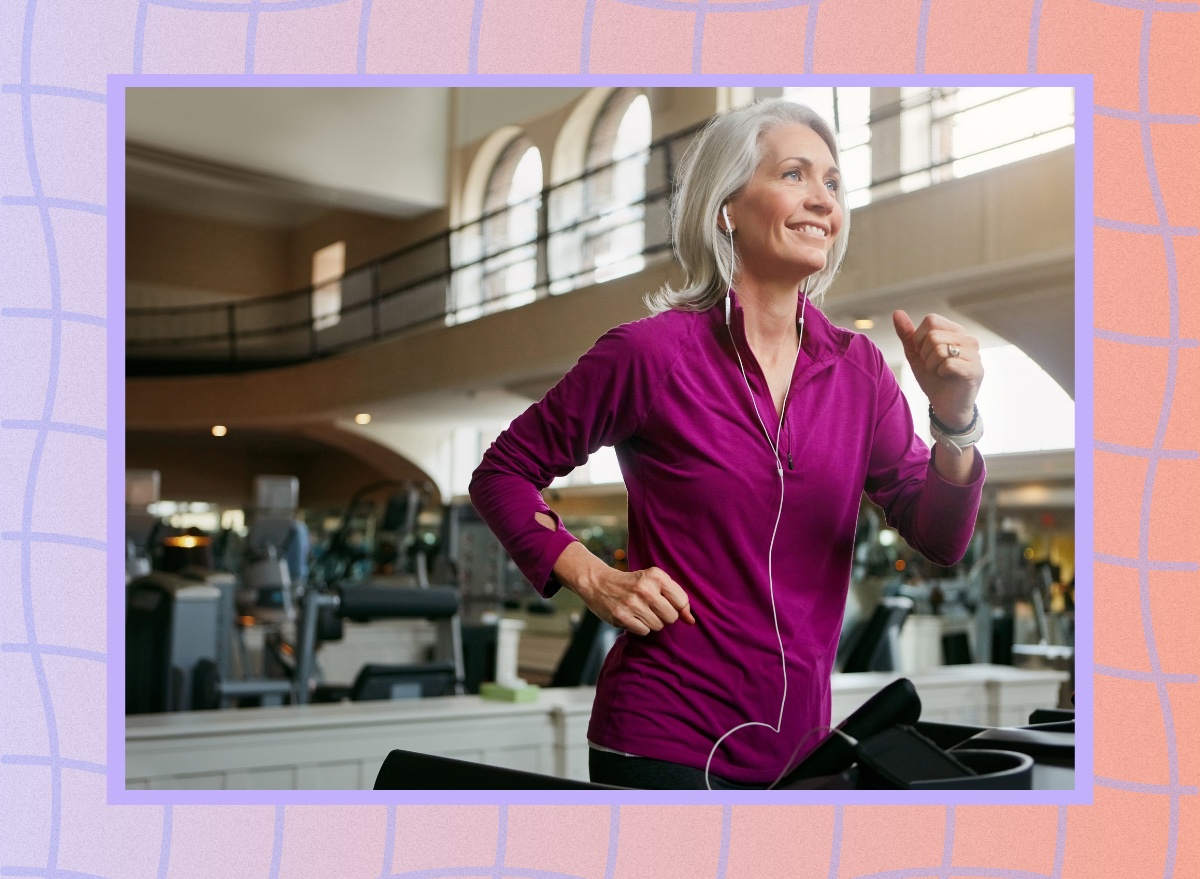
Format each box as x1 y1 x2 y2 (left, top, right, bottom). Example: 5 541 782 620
551 541 696 635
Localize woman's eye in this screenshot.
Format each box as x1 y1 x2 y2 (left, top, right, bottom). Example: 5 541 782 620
825 179 840 192
783 169 800 180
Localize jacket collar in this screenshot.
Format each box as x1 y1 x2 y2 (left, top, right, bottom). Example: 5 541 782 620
717 287 851 364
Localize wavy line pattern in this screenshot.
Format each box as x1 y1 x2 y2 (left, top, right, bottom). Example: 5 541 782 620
1 532 108 551
1127 6 1192 875
1 308 106 326
9 4 70 879
1094 440 1197 459
1 644 107 663
915 0 933 73
0 0 1197 878
1096 664 1198 684
1 196 106 215
1094 327 1199 348
610 0 818 11
0 84 107 103
1095 551 1198 571
1028 0 1045 72
155 807 172 879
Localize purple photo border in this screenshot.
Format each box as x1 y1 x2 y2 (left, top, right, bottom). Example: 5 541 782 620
107 72 1094 807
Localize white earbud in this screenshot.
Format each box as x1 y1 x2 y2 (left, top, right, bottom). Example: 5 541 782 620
723 205 735 325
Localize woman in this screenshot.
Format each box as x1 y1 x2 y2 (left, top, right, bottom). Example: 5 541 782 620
469 98 985 789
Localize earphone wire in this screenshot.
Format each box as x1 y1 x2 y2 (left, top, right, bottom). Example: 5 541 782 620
707 218 809 789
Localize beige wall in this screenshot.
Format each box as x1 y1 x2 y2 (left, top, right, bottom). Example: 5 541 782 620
834 148 1074 298
126 436 377 508
285 206 451 291
126 205 290 304
126 202 452 310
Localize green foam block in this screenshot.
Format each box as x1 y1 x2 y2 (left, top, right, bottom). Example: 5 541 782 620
479 682 541 703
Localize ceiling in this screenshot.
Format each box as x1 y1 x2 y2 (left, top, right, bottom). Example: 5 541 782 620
126 427 437 507
125 88 452 226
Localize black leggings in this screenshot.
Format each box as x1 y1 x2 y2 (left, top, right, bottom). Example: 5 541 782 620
588 748 765 790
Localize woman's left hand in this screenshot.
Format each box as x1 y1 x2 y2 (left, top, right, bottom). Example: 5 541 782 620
892 310 983 430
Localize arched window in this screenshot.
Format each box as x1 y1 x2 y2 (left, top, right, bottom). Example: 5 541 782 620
451 133 543 324
549 89 651 295
584 91 651 285
479 136 542 314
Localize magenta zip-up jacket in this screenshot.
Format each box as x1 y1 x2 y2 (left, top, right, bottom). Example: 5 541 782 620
469 291 984 784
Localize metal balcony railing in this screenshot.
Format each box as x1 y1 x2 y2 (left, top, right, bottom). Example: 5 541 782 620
127 88 1072 376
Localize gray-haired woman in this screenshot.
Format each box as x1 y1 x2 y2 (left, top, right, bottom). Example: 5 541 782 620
471 98 985 789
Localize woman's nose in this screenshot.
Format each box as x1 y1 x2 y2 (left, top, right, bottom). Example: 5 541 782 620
806 183 835 213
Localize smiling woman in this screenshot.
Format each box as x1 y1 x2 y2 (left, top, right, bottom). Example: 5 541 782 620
721 126 844 324
468 98 987 790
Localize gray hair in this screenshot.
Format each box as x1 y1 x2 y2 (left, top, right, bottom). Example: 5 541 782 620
646 98 851 314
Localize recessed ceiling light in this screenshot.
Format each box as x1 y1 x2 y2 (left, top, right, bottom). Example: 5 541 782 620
211 425 227 437
354 413 372 425
854 318 875 330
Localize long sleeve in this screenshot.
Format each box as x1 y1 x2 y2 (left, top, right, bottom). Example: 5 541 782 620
468 320 667 596
862 348 984 566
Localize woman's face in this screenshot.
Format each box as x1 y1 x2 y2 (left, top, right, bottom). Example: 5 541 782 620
724 123 843 288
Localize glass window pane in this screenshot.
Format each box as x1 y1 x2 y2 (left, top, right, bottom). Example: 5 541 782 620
834 87 871 129
782 87 835 127
614 94 650 161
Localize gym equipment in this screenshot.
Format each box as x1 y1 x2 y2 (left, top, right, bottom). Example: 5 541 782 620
126 572 224 713
367 677 1072 790
293 578 466 705
447 503 534 607
913 711 1075 790
190 581 463 710
838 596 914 673
129 570 467 711
780 676 922 782
775 678 1071 790
127 570 293 713
177 566 240 685
374 749 619 789
125 469 162 583
241 475 303 622
550 610 620 688
345 663 459 701
311 480 434 590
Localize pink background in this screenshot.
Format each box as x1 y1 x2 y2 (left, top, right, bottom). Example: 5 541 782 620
1 0 1196 875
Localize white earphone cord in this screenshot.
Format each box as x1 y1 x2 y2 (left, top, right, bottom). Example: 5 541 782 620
706 217 809 789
